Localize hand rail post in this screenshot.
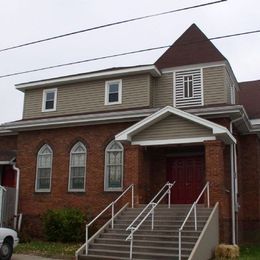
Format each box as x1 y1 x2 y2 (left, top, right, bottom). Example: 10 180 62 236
179 230 181 260
129 230 134 259
131 184 134 208
111 202 115 229
207 183 210 208
151 203 156 230
194 204 197 231
168 184 171 209
85 225 88 255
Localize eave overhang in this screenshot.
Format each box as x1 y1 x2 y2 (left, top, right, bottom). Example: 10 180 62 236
15 65 161 92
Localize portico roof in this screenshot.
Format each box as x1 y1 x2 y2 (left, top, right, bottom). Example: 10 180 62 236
115 106 236 145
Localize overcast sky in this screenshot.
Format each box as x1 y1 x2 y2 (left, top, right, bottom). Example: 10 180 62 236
0 0 259 124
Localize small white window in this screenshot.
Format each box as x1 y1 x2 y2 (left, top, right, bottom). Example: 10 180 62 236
105 80 122 105
183 75 193 98
68 142 87 192
42 88 57 112
104 140 124 191
35 144 53 192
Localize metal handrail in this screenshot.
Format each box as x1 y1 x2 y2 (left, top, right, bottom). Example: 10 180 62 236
85 184 134 255
178 182 210 260
126 181 176 259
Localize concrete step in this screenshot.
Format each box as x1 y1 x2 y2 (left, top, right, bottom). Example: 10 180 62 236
86 248 189 260
89 243 192 255
104 228 201 237
112 223 204 230
94 237 195 248
100 232 199 242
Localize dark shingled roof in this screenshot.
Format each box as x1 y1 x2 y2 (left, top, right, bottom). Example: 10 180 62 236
239 80 260 119
0 150 16 162
155 24 226 69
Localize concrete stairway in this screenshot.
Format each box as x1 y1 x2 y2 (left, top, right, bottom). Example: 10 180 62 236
78 204 213 260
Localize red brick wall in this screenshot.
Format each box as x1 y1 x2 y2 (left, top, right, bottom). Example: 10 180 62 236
239 134 260 243
16 122 144 237
0 135 17 150
204 140 232 242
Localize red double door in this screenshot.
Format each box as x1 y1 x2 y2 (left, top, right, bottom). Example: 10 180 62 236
167 155 204 204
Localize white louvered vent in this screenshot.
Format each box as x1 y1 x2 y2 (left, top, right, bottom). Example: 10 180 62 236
174 69 203 108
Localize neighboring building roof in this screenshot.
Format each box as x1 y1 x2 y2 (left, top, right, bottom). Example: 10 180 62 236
155 24 227 69
0 150 16 164
239 80 260 119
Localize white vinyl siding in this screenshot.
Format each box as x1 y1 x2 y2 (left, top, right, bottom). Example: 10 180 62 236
174 69 203 108
35 144 53 192
104 140 124 191
68 142 87 192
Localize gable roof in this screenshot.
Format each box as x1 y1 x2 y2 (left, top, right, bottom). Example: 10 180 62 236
239 80 260 119
115 106 236 145
155 24 226 69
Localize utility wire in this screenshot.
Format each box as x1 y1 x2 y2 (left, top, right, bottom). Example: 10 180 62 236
0 0 227 53
0 28 259 79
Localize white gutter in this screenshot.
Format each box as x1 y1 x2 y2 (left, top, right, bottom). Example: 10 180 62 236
12 164 20 230
229 116 242 244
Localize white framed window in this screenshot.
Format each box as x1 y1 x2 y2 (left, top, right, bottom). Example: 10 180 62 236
68 142 87 192
104 140 124 191
183 75 193 98
42 88 57 112
35 144 53 192
105 80 122 105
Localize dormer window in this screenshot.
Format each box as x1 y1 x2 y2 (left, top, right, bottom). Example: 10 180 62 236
42 88 57 112
174 68 203 108
105 80 122 105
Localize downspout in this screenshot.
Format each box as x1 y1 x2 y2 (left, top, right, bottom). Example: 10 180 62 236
12 163 20 230
230 116 243 244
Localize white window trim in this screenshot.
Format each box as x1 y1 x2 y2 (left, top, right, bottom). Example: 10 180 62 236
68 142 87 192
42 88 57 112
35 144 53 193
104 141 124 192
105 80 122 105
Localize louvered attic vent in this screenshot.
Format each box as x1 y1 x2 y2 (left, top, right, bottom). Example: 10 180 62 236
174 68 203 108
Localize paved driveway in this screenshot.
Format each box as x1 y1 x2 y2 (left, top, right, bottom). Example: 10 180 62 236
12 254 63 260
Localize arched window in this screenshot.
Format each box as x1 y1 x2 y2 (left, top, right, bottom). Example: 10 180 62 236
35 144 53 192
104 140 124 191
68 142 87 191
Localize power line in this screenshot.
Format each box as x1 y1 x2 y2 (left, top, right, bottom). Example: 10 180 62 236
0 28 259 79
0 0 227 53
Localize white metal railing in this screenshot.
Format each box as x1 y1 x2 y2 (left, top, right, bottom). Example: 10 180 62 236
126 181 176 259
84 184 134 255
178 182 210 260
0 185 6 227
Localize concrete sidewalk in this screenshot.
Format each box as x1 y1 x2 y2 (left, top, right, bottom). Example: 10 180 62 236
12 254 63 260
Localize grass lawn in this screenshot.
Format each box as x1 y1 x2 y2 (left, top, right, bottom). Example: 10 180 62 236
14 241 82 259
239 245 260 260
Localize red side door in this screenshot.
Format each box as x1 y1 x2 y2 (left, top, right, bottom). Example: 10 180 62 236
2 165 16 187
167 156 204 204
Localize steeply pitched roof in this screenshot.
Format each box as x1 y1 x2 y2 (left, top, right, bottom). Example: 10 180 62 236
239 80 260 119
155 24 226 69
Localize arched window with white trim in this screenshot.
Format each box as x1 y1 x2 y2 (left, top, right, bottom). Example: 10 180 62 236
35 144 53 192
68 142 87 192
104 140 124 191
